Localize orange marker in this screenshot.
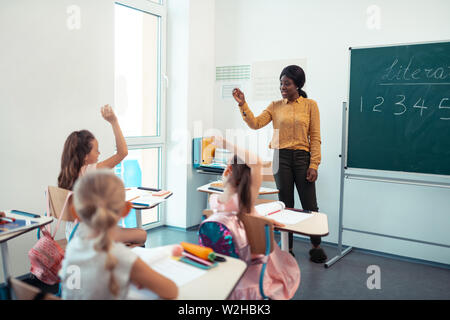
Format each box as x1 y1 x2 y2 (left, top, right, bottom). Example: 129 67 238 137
180 242 216 262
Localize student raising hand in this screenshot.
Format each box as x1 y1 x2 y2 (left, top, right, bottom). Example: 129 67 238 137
101 104 118 124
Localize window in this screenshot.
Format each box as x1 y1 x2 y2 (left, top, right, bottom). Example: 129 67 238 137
114 0 166 229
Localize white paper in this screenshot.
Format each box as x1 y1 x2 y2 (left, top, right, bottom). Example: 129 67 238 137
127 247 207 300
268 209 314 225
255 201 285 216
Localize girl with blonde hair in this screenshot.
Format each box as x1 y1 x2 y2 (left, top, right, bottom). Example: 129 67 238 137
59 170 178 300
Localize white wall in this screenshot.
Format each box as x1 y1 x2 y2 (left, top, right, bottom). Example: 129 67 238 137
0 0 115 282
214 0 450 264
165 0 215 228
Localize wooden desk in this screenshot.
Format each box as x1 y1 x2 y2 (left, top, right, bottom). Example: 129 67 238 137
1 210 53 281
127 245 247 300
275 212 329 251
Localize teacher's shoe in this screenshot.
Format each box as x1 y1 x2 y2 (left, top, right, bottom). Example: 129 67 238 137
309 248 327 263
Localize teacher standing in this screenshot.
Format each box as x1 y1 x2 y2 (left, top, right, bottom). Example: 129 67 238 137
232 65 327 263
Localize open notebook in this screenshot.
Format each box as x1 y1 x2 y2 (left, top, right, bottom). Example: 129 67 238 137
255 201 315 225
127 246 206 300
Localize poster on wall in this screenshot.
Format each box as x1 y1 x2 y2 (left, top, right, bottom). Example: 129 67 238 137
252 58 307 102
216 65 251 100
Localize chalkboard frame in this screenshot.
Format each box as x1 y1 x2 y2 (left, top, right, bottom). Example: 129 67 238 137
345 40 450 178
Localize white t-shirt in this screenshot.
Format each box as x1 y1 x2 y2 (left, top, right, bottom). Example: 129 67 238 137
65 163 97 240
59 223 138 300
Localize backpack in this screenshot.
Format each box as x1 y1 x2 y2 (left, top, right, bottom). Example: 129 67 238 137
28 188 77 285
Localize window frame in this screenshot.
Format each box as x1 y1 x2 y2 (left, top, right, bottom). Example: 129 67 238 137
115 0 167 230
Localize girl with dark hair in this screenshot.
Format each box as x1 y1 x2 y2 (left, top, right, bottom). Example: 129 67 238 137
199 136 300 300
58 105 146 246
232 65 327 263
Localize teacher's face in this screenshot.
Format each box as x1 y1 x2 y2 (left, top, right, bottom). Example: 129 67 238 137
280 75 298 100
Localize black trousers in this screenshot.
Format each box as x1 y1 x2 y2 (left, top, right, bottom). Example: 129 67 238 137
273 149 321 249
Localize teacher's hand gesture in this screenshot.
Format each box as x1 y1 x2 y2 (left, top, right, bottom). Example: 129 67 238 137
232 88 246 106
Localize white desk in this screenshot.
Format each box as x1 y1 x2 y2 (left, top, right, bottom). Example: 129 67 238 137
0 210 53 281
197 181 279 196
126 188 173 228
127 244 247 300
275 211 329 251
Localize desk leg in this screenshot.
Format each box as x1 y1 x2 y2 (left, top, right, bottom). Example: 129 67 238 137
1 242 11 281
280 231 289 252
135 209 142 229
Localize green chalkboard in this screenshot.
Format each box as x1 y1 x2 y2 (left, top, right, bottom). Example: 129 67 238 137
347 41 450 176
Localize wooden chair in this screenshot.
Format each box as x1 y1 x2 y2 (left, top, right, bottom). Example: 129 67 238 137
202 209 214 219
240 214 274 300
262 161 275 182
199 209 275 299
47 186 75 250
8 278 60 300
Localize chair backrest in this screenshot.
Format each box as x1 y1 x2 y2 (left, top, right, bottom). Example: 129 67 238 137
240 215 274 255
262 161 275 182
202 209 214 219
9 278 60 300
47 186 74 221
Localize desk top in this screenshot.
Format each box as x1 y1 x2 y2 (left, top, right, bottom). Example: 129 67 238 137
275 212 329 237
197 181 279 195
127 244 247 300
0 211 53 243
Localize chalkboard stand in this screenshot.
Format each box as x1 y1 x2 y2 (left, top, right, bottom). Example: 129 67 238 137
325 102 353 268
325 102 450 269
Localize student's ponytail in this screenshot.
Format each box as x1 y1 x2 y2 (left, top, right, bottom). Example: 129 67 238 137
229 155 252 219
92 206 119 297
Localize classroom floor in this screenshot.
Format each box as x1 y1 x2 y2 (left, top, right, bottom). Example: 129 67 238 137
146 226 450 300
20 226 450 300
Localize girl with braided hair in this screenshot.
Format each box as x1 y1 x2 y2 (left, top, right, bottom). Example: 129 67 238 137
59 170 177 299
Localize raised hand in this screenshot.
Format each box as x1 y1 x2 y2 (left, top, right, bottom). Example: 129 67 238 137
232 88 246 106
101 104 118 124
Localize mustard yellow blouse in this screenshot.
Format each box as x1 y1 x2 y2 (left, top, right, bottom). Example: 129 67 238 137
239 97 321 170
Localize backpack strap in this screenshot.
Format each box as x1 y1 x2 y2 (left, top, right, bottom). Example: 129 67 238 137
51 189 73 239
45 187 73 239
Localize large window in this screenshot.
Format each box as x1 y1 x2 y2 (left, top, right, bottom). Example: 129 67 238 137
114 0 166 229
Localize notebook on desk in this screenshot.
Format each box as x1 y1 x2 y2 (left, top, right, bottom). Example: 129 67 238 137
255 202 315 225
127 246 207 300
0 211 42 236
126 187 173 207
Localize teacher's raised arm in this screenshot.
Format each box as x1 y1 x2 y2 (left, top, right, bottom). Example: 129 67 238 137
232 88 273 130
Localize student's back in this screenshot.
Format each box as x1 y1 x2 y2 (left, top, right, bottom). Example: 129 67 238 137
60 225 138 299
59 170 178 300
202 193 300 300
198 136 300 300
